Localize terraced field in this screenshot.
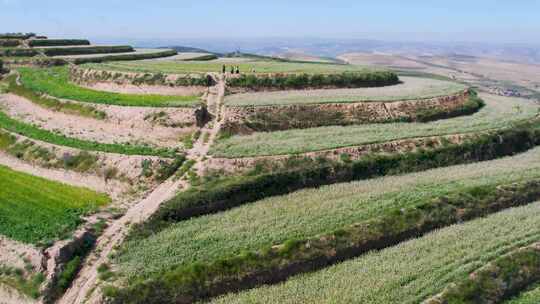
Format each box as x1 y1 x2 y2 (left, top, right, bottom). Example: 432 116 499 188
0 165 110 244
213 93 539 157
58 48 179 64
225 76 467 106
0 108 176 157
3 38 540 304
83 59 378 74
116 146 540 280
210 202 540 304
18 67 201 107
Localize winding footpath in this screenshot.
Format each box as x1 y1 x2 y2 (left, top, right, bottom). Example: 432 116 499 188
58 75 226 304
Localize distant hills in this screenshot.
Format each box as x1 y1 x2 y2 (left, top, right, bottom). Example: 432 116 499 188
91 37 540 65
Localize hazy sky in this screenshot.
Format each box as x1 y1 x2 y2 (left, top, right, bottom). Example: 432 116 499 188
1 0 539 43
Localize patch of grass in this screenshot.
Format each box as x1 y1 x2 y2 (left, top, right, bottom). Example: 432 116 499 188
38 45 133 57
0 109 177 157
17 66 200 107
226 71 399 90
0 164 110 245
212 94 539 157
28 39 90 47
0 131 102 174
4 74 107 119
70 49 179 64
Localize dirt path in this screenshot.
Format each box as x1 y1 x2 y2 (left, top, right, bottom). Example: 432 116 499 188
57 75 226 304
192 74 226 174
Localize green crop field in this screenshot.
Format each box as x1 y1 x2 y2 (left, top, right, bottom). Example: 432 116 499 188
225 76 467 106
83 59 378 75
115 146 540 281
0 110 176 157
0 165 110 244
507 284 540 304
17 67 200 107
212 94 539 157
209 202 540 304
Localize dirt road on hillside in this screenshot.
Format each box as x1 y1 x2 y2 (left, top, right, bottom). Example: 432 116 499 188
58 75 226 304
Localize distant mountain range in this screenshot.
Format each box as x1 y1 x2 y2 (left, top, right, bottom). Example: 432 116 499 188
93 37 540 64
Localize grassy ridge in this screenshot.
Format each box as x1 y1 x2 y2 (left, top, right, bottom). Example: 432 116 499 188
115 145 540 282
0 165 110 244
226 71 400 90
18 66 200 107
209 202 540 304
28 39 90 47
0 109 177 157
4 74 107 119
212 94 540 157
71 49 178 64
0 48 39 57
39 45 133 56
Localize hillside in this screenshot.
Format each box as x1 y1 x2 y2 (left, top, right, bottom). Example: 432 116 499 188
0 31 540 304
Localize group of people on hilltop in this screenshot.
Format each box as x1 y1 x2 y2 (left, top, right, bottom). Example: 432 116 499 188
222 65 240 74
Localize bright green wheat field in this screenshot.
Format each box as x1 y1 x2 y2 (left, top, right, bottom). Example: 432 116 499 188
18 67 200 107
0 165 110 245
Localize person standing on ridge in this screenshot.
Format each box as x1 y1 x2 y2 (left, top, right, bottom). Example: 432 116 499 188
222 65 226 74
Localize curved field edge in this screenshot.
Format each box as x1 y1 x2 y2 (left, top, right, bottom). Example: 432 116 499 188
207 202 540 304
224 76 468 107
222 90 482 133
145 120 540 226
17 67 201 107
105 179 540 304
69 49 178 64
3 74 107 119
210 94 540 158
0 106 178 157
424 243 540 304
0 164 110 245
